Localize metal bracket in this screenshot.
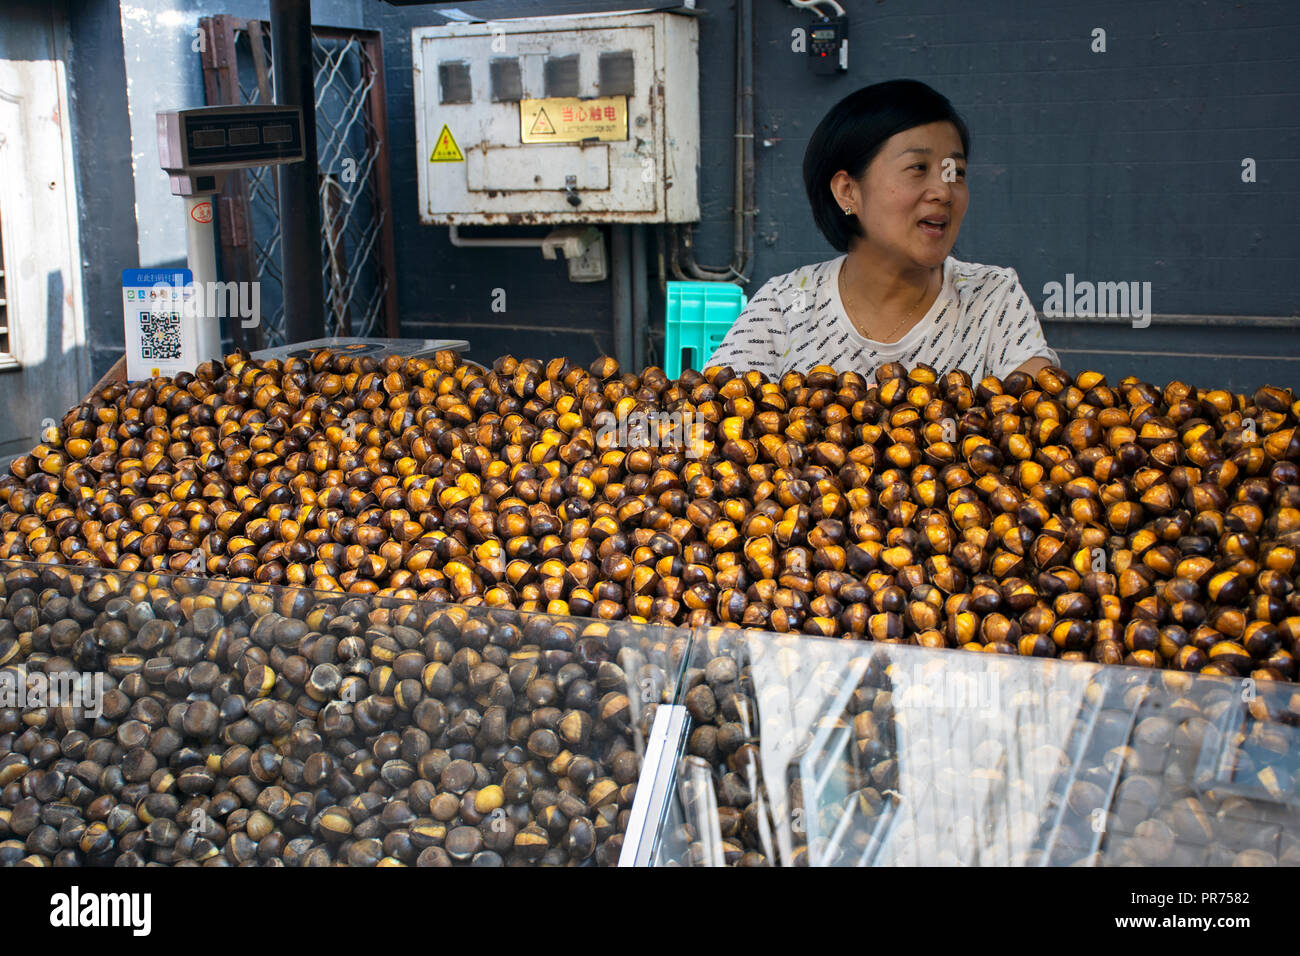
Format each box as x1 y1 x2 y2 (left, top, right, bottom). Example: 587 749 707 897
619 703 690 866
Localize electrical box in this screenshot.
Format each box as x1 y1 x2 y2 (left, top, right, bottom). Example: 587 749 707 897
809 14 849 74
412 10 700 225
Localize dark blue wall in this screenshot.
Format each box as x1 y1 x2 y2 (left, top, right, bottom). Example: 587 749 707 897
65 0 1300 389
369 0 1300 391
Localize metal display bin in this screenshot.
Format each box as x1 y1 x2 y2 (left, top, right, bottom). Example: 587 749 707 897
2 557 1297 867
0 558 691 867
635 631 1300 866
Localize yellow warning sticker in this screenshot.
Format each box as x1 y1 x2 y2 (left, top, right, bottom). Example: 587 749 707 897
520 96 628 144
429 124 464 162
529 108 556 137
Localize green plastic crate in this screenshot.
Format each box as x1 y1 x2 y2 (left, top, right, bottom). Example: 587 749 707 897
664 281 747 379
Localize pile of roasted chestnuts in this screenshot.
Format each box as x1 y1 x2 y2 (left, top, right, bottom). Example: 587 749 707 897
0 562 684 866
0 351 1298 682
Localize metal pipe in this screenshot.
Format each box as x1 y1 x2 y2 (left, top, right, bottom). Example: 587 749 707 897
682 224 732 281
184 193 224 364
681 0 743 282
668 220 686 281
270 0 324 343
655 223 667 297
677 0 754 284
631 224 648 371
611 224 632 369
359 29 402 338
447 225 546 249
681 0 745 283
739 0 755 281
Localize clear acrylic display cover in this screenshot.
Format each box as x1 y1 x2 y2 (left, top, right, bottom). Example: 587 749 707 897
4 556 1298 867
643 630 1300 866
0 558 690 867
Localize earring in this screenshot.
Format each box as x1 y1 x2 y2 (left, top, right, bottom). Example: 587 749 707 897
843 206 852 215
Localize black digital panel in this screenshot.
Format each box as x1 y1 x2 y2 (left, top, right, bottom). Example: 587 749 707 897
262 124 292 145
228 126 259 147
191 129 226 149
182 110 303 167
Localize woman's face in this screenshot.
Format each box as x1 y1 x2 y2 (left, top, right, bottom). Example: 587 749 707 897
840 120 968 270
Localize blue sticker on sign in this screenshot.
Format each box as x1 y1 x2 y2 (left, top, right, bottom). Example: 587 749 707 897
122 268 193 288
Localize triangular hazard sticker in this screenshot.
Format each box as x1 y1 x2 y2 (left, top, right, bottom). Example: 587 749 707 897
430 124 464 162
528 107 556 136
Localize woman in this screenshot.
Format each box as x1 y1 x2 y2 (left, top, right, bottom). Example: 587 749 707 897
707 79 1058 381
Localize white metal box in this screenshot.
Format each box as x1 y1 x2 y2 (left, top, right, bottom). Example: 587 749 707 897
412 10 700 225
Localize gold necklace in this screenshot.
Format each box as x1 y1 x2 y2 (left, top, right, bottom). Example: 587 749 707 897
842 265 936 343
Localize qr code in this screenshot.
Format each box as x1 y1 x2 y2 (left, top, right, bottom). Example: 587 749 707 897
140 311 182 360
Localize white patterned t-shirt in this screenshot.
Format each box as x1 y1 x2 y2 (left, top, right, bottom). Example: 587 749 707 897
705 255 1059 380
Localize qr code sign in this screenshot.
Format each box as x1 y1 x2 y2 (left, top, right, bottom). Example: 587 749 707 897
140 311 183 360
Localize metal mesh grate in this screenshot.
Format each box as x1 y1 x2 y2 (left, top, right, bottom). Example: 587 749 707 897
200 18 398 349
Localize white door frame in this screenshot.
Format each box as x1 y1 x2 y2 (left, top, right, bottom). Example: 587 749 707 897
0 2 90 457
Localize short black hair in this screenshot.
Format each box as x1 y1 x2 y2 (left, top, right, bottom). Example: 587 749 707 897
803 79 971 253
